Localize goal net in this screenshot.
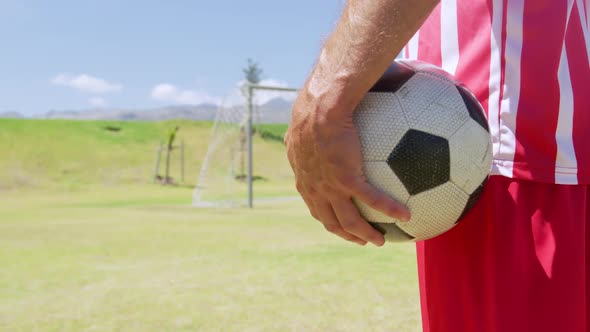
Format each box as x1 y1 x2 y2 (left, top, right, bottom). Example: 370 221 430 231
193 84 298 207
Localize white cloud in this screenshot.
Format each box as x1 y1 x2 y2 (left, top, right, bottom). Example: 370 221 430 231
151 83 221 105
52 74 123 94
89 97 107 107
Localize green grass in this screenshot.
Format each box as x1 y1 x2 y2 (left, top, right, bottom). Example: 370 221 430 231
0 186 421 331
255 124 289 143
0 119 421 331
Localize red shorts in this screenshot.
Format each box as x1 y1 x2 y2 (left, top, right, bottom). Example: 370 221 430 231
417 175 589 332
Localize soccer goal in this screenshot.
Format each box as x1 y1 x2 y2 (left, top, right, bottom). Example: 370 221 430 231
192 83 298 208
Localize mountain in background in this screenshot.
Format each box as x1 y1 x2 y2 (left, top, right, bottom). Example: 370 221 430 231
32 98 294 123
0 111 24 119
40 104 219 122
253 98 294 123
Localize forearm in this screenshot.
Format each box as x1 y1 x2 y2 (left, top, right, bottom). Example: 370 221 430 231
287 0 428 244
304 0 439 116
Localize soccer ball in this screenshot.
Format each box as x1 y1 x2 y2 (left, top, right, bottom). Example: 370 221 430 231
353 60 493 242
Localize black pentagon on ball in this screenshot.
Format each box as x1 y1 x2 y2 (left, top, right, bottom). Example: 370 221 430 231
369 61 415 93
455 177 488 224
456 85 490 133
387 129 450 195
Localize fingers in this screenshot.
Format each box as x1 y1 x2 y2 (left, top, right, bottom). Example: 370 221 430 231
298 185 367 246
331 196 385 247
314 199 368 246
296 179 408 247
301 194 320 221
348 181 411 222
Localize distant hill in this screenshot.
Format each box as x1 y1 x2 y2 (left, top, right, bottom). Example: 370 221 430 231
0 111 23 119
36 98 294 123
254 98 294 123
0 118 289 190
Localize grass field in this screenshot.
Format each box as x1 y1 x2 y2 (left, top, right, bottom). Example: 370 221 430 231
0 119 421 331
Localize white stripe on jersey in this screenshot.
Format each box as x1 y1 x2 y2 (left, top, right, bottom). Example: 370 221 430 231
555 0 577 184
495 0 525 178
488 0 503 160
408 31 420 60
441 0 460 75
577 0 590 62
556 47 577 184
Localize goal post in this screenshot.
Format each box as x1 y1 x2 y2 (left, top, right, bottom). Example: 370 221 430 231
243 83 298 208
192 82 298 208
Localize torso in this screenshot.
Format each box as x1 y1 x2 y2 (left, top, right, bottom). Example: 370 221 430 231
402 0 590 184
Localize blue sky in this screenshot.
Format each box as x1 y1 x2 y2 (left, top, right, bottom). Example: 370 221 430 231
0 0 344 116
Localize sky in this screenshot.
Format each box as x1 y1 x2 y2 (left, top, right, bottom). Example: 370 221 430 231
0 0 345 116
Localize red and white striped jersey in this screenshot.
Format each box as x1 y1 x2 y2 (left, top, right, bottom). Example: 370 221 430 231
402 0 590 185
